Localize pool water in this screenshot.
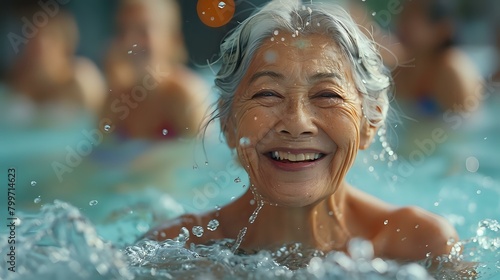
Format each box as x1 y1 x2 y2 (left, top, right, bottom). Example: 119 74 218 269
0 82 499 279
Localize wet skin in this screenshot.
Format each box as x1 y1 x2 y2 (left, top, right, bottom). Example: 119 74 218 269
147 33 458 261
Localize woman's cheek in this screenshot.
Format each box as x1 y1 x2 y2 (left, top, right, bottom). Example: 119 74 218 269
322 107 360 146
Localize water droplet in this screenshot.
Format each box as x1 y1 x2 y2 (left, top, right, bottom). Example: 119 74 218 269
362 79 366 84
249 201 263 224
434 201 439 207
214 205 221 211
234 177 241 183
34 196 41 204
174 227 190 243
242 184 246 189
127 50 132 54
484 137 487 140
249 199 255 205
328 211 333 216
210 16 215 21
193 164 198 170
372 12 377 16
89 200 98 206
104 124 111 131
192 226 204 237
218 1 226 9
207 219 219 231
465 156 479 173
281 37 285 41
476 190 481 195
383 219 389 225
415 224 420 229
270 37 275 42
132 44 137 47
239 137 250 147
205 161 209 166
425 252 431 258
231 227 247 253
30 180 37 187
368 166 374 172
273 30 279 35
162 129 168 136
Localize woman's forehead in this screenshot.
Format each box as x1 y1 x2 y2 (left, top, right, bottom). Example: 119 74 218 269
247 33 351 82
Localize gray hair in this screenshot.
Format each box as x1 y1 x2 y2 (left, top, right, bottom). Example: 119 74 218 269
209 0 392 137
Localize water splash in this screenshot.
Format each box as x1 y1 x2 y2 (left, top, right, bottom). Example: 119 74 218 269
249 200 264 224
1 201 497 279
231 227 248 253
249 186 265 224
0 200 132 280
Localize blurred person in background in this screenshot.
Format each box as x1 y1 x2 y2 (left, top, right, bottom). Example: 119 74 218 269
101 0 209 141
492 21 500 83
392 0 483 117
1 4 105 126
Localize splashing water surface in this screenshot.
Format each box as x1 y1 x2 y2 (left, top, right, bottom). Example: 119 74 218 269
1 200 498 280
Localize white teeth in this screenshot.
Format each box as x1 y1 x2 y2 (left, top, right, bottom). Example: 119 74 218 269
271 151 321 162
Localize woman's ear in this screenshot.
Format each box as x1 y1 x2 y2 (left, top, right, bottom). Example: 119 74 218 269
359 114 377 150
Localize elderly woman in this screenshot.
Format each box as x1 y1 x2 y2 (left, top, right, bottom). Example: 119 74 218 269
147 1 458 261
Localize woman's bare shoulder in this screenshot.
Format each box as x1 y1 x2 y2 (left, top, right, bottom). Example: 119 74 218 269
373 205 458 260
346 187 458 260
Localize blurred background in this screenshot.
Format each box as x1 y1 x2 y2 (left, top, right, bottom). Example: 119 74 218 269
0 0 499 246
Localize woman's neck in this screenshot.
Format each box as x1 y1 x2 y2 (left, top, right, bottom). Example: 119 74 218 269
234 182 352 251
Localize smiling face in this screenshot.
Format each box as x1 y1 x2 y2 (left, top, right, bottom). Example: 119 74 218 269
224 33 376 207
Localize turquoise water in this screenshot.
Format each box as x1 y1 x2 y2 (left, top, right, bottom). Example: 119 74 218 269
0 82 499 279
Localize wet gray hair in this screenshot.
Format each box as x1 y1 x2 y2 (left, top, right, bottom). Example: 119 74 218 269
209 0 392 136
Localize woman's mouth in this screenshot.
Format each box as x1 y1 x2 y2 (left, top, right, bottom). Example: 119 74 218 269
269 151 324 162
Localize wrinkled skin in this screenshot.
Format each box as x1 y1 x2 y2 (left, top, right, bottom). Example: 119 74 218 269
148 34 458 261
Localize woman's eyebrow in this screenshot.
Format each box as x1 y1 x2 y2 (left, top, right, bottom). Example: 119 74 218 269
249 71 285 84
308 72 343 83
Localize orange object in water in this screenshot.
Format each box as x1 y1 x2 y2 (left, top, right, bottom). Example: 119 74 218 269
197 0 235 28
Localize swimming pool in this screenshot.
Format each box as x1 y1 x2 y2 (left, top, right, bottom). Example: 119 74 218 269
0 81 499 279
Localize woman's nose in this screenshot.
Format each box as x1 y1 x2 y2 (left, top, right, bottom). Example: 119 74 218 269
275 98 317 138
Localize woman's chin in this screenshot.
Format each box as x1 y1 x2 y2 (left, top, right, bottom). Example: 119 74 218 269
258 189 323 208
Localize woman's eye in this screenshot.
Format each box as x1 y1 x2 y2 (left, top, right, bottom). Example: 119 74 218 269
252 91 279 98
315 91 342 99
